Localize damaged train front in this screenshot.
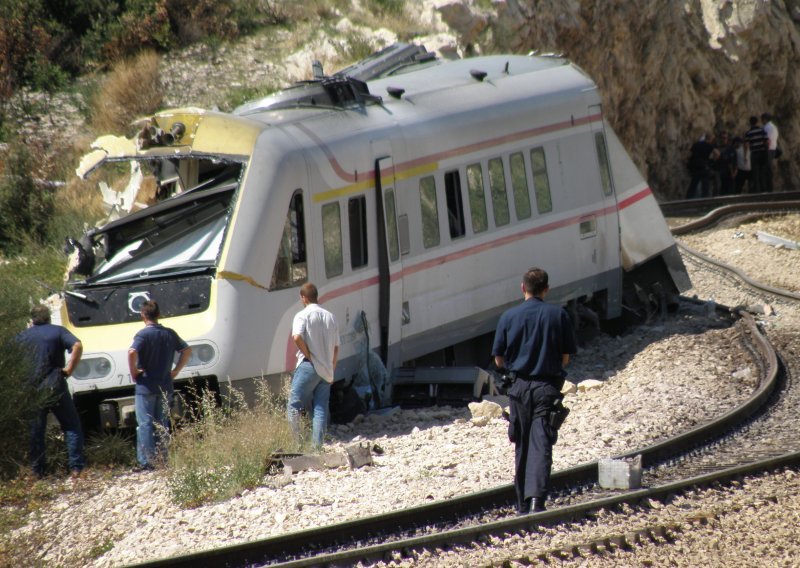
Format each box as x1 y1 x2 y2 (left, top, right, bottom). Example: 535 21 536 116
61 109 260 429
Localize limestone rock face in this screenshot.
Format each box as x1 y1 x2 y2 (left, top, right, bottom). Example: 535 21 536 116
434 0 800 199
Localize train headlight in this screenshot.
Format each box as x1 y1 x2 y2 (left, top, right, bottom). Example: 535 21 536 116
180 343 217 368
72 356 113 380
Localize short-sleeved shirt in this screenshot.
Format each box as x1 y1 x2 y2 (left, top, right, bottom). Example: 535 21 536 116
745 126 768 155
492 297 577 377
292 303 339 383
130 324 189 395
17 323 79 391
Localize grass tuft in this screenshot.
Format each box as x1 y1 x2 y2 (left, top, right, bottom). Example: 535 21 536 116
90 50 163 136
167 382 295 507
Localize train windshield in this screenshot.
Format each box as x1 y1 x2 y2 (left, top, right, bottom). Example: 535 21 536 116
70 157 244 287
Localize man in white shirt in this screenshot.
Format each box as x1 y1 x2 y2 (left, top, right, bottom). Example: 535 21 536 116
762 112 779 192
287 282 339 449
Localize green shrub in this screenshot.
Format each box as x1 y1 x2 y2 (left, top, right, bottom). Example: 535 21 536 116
85 431 136 468
0 142 55 256
168 384 294 507
0 266 54 479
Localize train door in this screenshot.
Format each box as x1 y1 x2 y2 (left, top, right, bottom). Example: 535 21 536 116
370 141 404 374
588 103 622 316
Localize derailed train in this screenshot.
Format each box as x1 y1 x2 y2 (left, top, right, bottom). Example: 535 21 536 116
63 44 690 427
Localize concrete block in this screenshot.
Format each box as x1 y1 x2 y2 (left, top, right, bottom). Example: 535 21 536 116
598 455 642 489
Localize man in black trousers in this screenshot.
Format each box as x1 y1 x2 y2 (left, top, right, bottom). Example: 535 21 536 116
492 268 577 514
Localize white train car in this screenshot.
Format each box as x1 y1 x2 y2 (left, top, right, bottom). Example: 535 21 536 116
65 45 689 426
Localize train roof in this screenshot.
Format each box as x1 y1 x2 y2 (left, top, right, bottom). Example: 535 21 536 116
233 46 598 125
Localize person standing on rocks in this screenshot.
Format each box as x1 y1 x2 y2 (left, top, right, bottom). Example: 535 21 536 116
128 300 191 470
745 116 770 193
733 136 751 194
492 268 577 515
287 282 339 450
17 304 86 478
685 132 719 199
762 112 779 192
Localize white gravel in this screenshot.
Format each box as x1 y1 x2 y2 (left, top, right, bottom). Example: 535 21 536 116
6 214 795 566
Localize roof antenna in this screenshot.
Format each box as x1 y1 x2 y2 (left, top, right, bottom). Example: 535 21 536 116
503 61 509 74
312 60 325 80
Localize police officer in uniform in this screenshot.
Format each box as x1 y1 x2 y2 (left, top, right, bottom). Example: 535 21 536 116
492 268 577 514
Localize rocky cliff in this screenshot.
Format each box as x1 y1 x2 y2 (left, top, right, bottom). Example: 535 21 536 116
434 0 800 199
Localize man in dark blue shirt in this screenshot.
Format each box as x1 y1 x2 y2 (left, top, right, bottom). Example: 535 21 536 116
493 268 577 514
128 300 191 470
17 304 86 478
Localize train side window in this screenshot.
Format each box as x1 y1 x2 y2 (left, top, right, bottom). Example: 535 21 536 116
444 171 465 239
530 147 553 214
509 152 531 220
348 195 368 269
594 132 613 196
466 163 487 233
270 190 308 290
384 188 400 261
322 202 343 277
488 157 510 227
398 214 410 255
419 176 440 248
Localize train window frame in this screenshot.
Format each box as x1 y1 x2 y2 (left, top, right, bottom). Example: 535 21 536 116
348 195 368 270
444 170 465 240
269 190 308 291
466 163 488 234
488 157 510 227
530 147 553 214
321 201 343 278
419 175 441 248
509 151 532 220
384 188 400 262
594 132 614 196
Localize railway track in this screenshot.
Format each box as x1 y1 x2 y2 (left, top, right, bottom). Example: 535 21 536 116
129 199 800 568
130 312 785 568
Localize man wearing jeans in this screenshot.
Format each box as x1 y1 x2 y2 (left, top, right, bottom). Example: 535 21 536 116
17 304 86 478
287 282 339 449
128 300 191 470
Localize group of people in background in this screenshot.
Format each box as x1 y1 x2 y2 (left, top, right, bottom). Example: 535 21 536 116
686 112 781 199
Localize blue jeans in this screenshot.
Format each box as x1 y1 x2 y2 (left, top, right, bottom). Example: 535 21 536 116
135 391 170 467
287 362 331 449
30 389 85 475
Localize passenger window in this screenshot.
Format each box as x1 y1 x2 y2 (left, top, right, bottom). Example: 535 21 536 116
530 147 553 214
509 152 531 220
595 132 613 196
398 213 410 255
322 202 343 278
419 176 440 248
488 157 510 227
466 163 487 233
384 188 400 262
444 171 465 239
348 196 368 269
270 190 308 290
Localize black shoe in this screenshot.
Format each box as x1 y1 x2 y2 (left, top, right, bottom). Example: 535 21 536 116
134 463 155 472
518 497 532 516
531 497 547 512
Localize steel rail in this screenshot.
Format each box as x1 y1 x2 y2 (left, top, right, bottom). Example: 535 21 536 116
659 191 800 218
273 450 800 568
128 309 780 568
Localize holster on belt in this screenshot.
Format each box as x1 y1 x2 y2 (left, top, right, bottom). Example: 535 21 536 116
548 399 570 430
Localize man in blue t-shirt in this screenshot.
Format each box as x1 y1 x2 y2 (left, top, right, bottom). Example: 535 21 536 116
17 304 86 478
128 300 191 470
492 268 577 515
